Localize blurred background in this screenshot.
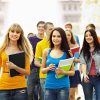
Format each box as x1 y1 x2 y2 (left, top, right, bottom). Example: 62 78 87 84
0 0 100 40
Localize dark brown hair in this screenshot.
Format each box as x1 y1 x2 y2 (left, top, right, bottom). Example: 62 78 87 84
50 27 71 58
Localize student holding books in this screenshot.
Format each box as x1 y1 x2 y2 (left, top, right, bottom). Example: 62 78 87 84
66 30 81 100
42 27 75 100
0 23 33 100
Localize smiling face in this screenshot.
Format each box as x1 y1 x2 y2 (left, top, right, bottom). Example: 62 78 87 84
8 28 21 42
66 30 72 42
52 30 62 46
37 23 45 35
85 31 94 44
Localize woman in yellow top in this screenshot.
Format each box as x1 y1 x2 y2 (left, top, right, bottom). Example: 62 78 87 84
0 23 33 100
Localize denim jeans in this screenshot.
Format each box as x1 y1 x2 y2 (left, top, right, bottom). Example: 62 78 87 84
0 88 28 100
40 78 45 100
44 88 69 100
82 76 100 100
27 69 40 100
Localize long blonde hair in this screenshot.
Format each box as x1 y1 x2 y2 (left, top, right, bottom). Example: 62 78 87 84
0 23 33 63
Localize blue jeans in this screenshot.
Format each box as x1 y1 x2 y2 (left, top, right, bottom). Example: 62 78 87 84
82 76 100 100
40 78 45 100
27 69 40 100
0 88 28 100
44 88 69 100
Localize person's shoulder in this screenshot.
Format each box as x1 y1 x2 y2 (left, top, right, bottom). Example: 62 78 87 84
36 40 44 50
37 37 46 45
28 35 35 40
43 48 50 55
31 35 42 43
97 36 100 43
43 48 50 52
37 39 43 45
40 36 46 42
0 50 6 57
29 35 41 40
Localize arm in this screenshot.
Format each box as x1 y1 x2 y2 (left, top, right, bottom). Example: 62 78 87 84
74 52 80 63
72 47 80 63
34 58 42 67
79 51 89 82
65 63 75 76
42 49 55 74
74 58 80 63
81 64 87 76
34 42 42 67
81 64 89 83
7 57 30 75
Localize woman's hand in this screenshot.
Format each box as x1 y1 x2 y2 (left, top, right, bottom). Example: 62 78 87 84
6 61 29 75
83 74 90 83
48 64 55 71
55 68 65 75
74 57 80 63
6 61 17 69
74 58 77 62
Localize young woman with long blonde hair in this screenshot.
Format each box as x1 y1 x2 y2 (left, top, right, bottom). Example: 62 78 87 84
0 23 33 100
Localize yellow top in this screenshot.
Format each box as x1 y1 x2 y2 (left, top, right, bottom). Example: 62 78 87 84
35 37 50 78
0 51 30 90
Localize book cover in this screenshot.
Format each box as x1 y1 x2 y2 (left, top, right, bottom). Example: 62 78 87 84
70 46 80 55
74 52 79 58
38 57 42 64
8 51 25 77
55 57 74 79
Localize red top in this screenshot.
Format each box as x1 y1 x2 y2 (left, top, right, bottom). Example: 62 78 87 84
89 52 96 75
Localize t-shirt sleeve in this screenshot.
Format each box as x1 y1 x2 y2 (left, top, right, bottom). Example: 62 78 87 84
35 43 42 58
